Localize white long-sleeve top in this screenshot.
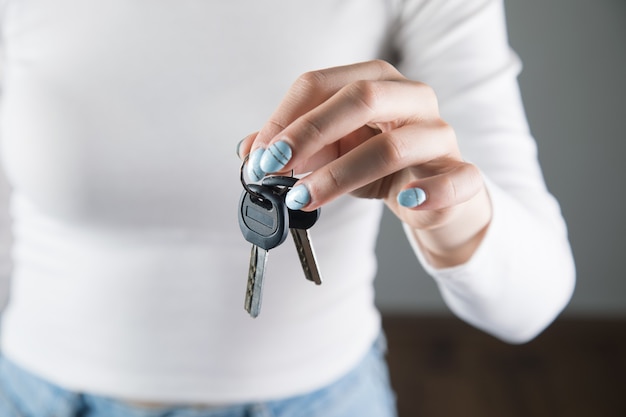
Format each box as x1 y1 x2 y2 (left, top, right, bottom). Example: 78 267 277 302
0 0 574 404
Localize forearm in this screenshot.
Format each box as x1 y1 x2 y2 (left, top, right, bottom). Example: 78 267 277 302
405 178 576 343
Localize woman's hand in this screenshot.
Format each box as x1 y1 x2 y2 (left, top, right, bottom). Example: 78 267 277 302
238 60 492 268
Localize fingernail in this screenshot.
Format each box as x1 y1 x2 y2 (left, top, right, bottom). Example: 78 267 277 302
236 139 244 159
397 188 426 208
247 148 266 182
285 184 311 210
260 140 292 174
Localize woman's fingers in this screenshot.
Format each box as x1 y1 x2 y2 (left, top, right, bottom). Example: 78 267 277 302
283 121 468 211
240 61 414 180
240 61 403 159
247 78 439 179
397 163 484 210
238 60 485 235
254 60 405 143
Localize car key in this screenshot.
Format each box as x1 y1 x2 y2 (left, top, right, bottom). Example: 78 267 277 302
288 208 322 285
262 176 323 285
238 183 289 317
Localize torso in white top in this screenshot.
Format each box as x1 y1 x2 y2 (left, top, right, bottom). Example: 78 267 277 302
0 0 575 403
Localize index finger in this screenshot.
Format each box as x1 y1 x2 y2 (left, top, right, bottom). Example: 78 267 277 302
244 60 404 179
256 77 438 178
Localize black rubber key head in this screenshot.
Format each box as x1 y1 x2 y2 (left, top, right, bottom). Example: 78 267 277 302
238 184 289 251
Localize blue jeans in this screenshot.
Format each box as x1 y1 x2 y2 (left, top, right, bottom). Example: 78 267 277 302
0 335 397 417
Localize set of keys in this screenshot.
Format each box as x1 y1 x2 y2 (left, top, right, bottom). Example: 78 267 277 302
238 165 322 318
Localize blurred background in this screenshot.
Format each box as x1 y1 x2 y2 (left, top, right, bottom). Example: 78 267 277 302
375 1 626 415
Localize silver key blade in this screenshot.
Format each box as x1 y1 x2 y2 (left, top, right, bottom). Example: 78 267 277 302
290 228 322 285
245 245 268 318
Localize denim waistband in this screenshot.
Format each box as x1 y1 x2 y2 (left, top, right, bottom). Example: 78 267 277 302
0 333 396 417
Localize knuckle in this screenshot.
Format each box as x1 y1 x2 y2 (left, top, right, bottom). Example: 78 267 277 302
298 114 324 139
377 131 409 166
324 164 344 192
464 163 484 191
446 175 459 202
418 81 437 101
369 59 400 78
347 79 381 114
444 163 483 205
436 174 458 207
430 119 457 151
412 81 439 111
266 118 288 134
371 58 392 71
437 120 456 141
296 69 328 93
254 119 287 148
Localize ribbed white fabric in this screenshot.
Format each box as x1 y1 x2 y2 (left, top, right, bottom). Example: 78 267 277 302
0 0 574 403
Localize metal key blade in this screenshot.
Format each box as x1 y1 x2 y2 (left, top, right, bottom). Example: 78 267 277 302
245 244 268 318
239 183 289 318
290 228 322 285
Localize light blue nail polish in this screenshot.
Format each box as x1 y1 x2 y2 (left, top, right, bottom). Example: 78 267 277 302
286 184 311 210
260 140 292 174
397 188 426 208
247 148 266 182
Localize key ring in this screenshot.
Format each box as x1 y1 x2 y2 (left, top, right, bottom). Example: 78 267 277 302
240 154 296 200
240 155 264 200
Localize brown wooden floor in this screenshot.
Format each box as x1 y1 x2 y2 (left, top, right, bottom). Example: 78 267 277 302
382 315 626 417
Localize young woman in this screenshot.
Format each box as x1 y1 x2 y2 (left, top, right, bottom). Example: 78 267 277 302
0 1 574 416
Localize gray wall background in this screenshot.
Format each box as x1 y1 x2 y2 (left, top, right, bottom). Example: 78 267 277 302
374 0 626 317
